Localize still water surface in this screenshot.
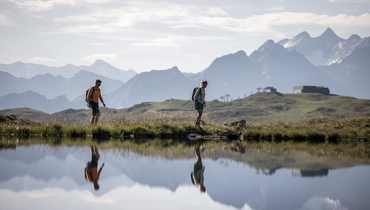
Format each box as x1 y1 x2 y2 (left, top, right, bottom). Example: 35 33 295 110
0 143 369 210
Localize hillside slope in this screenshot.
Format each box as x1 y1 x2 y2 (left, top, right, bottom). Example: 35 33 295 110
1 93 369 125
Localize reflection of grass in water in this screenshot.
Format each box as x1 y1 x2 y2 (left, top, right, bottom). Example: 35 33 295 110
217 141 370 170
2 137 369 170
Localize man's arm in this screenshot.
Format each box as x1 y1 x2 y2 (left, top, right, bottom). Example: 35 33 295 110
98 163 105 176
99 93 106 107
190 173 195 184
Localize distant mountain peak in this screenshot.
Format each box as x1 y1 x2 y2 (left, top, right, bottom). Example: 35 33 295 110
205 50 250 74
168 66 180 72
216 50 246 58
258 40 275 51
211 50 249 66
74 69 91 76
264 39 275 45
65 63 76 68
234 50 247 56
256 40 286 53
14 61 25 65
320 27 340 39
325 27 334 32
294 31 311 39
92 59 111 66
348 34 361 41
149 66 180 73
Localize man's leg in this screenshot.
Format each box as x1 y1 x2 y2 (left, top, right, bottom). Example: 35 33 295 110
94 145 100 159
196 109 202 126
91 102 99 125
195 146 201 160
94 111 101 125
90 115 96 125
90 101 96 125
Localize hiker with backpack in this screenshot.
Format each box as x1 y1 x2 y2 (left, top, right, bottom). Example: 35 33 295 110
84 145 105 191
190 143 206 193
86 79 106 125
192 80 208 127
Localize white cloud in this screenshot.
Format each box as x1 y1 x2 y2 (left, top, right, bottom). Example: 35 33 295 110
58 25 115 34
132 37 181 47
206 7 228 16
248 12 369 26
0 14 13 25
283 38 302 48
26 190 55 198
51 2 370 40
231 12 370 35
264 6 285 12
1 0 369 73
89 42 110 46
80 193 115 204
28 57 57 63
82 53 118 62
54 16 99 23
79 0 121 4
50 4 228 38
299 197 348 210
7 0 124 13
329 0 370 2
8 0 76 12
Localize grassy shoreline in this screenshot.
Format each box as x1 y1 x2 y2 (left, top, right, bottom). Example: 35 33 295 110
1 117 369 143
1 114 369 164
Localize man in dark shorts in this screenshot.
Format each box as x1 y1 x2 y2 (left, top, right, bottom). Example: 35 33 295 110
85 145 105 190
86 79 106 125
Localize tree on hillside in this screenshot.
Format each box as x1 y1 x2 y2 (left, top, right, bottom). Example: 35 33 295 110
225 94 230 102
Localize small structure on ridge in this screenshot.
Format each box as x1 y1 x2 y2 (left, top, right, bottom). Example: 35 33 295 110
293 86 330 95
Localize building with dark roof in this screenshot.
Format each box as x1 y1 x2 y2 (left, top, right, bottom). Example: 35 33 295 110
293 86 330 95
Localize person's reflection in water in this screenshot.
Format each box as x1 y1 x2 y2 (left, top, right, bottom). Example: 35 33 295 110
190 144 206 193
85 145 105 190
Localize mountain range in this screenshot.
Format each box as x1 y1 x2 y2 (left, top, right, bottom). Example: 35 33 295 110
277 28 370 66
0 59 137 82
0 27 369 114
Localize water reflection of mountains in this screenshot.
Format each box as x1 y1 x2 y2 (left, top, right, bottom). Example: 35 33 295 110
0 144 369 209
0 144 332 185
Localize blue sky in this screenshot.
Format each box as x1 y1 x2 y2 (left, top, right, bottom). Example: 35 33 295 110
0 0 369 73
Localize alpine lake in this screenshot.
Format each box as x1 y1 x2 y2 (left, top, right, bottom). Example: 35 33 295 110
1 137 370 210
